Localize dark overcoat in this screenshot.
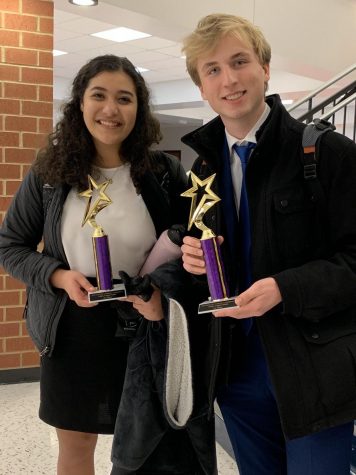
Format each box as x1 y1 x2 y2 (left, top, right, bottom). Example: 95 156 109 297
181 94 356 439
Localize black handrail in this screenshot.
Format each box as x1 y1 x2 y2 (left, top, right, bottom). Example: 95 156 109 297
296 80 356 123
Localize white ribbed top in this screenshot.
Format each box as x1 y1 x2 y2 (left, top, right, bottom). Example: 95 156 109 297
61 163 157 278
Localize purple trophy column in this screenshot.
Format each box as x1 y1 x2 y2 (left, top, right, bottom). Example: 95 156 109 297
93 235 112 290
201 237 229 300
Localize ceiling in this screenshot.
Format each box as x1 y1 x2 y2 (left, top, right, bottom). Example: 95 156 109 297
54 0 356 126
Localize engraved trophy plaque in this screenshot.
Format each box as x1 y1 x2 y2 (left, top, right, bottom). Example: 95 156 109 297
79 175 126 303
181 172 237 314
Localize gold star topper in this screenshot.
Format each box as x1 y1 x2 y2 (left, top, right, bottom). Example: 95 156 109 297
79 175 112 229
181 172 220 238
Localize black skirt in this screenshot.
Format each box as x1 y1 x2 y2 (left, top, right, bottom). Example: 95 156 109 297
39 299 131 434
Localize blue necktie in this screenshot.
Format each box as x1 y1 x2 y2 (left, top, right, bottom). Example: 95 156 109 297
233 142 255 332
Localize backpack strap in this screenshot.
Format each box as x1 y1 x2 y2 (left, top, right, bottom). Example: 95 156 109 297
302 118 335 181
302 118 336 208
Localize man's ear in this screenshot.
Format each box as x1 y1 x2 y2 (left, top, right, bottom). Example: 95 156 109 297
80 102 83 112
199 85 207 101
263 63 270 82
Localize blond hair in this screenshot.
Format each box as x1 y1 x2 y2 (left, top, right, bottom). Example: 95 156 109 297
182 13 271 86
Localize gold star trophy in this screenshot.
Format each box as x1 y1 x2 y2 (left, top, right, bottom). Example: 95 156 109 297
181 172 237 313
79 175 126 303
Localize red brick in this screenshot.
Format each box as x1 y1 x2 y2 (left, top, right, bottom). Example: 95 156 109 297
0 30 20 47
5 148 36 165
0 197 13 211
39 117 53 133
22 67 52 85
39 51 53 68
0 353 21 369
22 132 47 148
5 82 37 100
0 291 21 306
0 132 20 147
6 336 35 352
21 321 28 335
0 163 21 179
0 0 20 12
22 100 52 117
4 13 37 31
21 164 32 178
0 308 4 322
0 322 20 337
5 116 37 132
23 0 54 17
5 275 25 290
5 180 21 195
39 85 52 102
22 351 40 367
0 98 20 115
5 48 38 67
22 32 53 51
40 17 53 34
0 64 20 81
5 306 24 322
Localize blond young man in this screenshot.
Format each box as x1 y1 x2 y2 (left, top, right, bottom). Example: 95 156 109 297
181 13 356 475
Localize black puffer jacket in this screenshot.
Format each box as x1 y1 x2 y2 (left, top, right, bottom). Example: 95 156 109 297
0 151 218 474
0 152 188 357
181 94 356 439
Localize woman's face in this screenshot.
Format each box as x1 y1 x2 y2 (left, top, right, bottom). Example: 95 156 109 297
81 70 138 153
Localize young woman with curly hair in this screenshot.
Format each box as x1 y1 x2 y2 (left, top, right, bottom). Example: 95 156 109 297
0 55 189 475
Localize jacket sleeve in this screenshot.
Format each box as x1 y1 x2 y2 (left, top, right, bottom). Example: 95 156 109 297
0 169 64 293
273 134 356 321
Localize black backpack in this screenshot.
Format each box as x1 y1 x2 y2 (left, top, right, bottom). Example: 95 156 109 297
301 118 335 200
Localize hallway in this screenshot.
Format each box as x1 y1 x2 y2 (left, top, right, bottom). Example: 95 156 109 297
0 382 238 475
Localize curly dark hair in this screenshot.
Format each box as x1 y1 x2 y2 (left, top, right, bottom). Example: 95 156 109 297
34 55 162 190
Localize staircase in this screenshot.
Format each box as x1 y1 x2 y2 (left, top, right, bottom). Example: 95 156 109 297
287 63 356 141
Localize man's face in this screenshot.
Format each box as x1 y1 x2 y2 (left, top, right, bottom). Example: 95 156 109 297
196 34 270 138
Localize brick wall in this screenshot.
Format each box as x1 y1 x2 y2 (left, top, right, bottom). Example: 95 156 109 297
0 0 53 375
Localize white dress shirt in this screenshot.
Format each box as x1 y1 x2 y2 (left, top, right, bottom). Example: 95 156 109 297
225 103 271 212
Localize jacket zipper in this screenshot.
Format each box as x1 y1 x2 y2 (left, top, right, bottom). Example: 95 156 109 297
40 188 70 357
39 293 67 357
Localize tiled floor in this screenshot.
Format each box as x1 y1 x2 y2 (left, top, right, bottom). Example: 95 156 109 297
0 382 238 475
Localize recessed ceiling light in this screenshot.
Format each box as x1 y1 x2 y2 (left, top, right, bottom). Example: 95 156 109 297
53 50 68 56
91 27 151 43
282 99 294 105
69 0 98 6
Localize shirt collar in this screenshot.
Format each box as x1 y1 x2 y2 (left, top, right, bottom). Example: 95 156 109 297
225 103 271 152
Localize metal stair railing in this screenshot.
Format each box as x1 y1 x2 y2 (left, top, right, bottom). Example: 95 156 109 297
318 92 356 141
288 63 356 115
295 80 356 123
287 63 356 141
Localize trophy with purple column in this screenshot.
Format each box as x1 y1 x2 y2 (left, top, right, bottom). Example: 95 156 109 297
181 172 237 314
79 175 126 303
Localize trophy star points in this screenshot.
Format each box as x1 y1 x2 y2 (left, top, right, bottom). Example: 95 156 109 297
79 175 112 227
181 172 220 230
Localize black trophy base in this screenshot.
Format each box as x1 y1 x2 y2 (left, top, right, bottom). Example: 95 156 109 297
88 283 126 303
198 297 238 314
